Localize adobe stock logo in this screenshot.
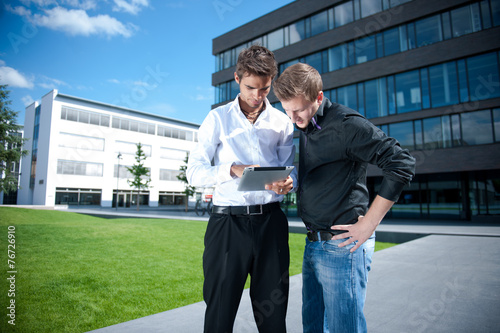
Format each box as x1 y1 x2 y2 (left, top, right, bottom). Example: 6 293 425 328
7 17 38 54
212 0 243 21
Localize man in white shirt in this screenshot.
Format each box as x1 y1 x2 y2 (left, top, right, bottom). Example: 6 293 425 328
187 45 297 333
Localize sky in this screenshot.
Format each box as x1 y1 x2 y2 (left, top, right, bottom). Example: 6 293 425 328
0 0 294 126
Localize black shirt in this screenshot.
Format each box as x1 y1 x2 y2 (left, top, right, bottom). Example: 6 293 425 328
298 98 416 231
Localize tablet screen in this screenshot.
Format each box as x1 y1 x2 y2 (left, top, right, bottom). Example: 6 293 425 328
237 166 294 191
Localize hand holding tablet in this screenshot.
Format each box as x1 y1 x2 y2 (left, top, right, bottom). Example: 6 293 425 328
237 166 294 192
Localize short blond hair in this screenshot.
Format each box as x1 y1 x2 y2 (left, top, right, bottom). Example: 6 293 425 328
273 63 323 102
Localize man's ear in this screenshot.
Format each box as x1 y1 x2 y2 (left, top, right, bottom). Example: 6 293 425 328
234 72 240 84
317 91 324 104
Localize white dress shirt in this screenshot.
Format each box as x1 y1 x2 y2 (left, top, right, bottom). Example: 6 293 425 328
187 95 297 206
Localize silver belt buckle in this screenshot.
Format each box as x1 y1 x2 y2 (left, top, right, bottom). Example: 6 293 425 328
248 205 263 215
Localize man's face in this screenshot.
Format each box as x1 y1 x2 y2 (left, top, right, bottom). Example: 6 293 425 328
235 73 272 113
281 92 323 129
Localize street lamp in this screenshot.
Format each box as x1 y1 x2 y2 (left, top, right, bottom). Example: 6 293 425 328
116 152 122 211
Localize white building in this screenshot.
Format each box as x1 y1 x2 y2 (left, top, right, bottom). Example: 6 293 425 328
18 90 200 208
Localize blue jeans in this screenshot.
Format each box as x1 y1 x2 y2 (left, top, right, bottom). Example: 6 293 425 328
302 233 375 333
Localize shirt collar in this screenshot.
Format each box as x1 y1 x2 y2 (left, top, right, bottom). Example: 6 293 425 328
229 94 269 119
298 98 326 133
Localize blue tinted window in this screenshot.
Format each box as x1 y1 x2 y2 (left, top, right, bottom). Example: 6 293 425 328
361 0 382 18
230 80 239 100
492 0 500 26
355 35 376 64
451 6 473 37
457 59 469 103
451 114 461 146
268 28 284 51
384 27 400 56
305 53 323 74
335 1 354 27
328 44 349 71
467 52 500 101
429 62 459 108
494 108 500 142
416 15 442 47
461 110 494 145
420 68 431 109
423 117 448 149
311 11 328 36
414 120 423 149
289 20 306 45
365 78 388 118
389 121 414 150
337 84 358 110
395 70 422 113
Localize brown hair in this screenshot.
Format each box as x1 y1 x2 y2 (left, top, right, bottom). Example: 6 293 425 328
273 63 323 102
235 45 278 80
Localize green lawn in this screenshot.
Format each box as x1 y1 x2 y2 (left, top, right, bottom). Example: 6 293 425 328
0 207 396 333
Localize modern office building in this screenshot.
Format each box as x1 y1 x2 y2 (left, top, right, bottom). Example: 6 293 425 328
18 89 199 208
212 0 500 222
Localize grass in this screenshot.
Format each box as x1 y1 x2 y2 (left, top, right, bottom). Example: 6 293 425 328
0 207 397 333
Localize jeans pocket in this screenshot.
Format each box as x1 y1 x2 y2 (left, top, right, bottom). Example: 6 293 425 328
322 237 355 254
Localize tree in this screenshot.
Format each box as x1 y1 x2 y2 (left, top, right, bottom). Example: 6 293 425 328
0 84 28 194
126 142 151 211
177 153 196 212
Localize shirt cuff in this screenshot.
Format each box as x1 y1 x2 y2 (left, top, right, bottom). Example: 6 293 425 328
217 162 234 184
378 177 406 202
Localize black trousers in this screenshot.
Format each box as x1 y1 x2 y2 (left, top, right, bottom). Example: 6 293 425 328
203 204 290 333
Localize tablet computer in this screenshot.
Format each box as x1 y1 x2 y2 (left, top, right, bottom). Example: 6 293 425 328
237 166 294 191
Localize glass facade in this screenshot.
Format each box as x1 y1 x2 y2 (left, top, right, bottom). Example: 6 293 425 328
213 0 500 221
215 0 500 105
214 0 413 73
320 51 500 120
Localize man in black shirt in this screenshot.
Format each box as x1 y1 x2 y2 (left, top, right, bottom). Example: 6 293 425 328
274 63 415 333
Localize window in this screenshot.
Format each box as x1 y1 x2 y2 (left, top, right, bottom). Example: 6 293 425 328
415 15 442 47
337 84 358 110
160 169 181 181
451 6 473 37
335 1 354 27
383 27 400 56
267 28 284 51
467 52 500 101
360 0 382 18
364 78 388 119
461 110 494 145
59 133 105 151
429 62 459 108
395 70 421 113
57 160 103 176
328 44 349 71
112 116 155 135
160 148 187 160
61 106 110 127
310 11 328 36
389 121 414 150
289 19 306 45
494 108 500 142
116 141 152 157
355 35 376 64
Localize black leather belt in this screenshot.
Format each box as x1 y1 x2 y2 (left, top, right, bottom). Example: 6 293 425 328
212 202 279 215
307 230 348 242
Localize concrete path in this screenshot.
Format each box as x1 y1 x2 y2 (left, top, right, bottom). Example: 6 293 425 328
79 207 500 333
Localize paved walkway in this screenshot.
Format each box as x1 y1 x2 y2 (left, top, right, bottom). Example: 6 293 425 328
65 206 500 333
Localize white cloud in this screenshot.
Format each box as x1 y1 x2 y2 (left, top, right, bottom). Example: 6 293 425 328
112 0 149 15
21 95 35 106
38 76 68 90
0 65 34 89
30 6 136 37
